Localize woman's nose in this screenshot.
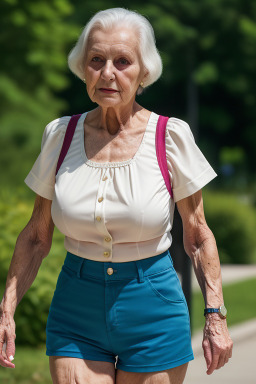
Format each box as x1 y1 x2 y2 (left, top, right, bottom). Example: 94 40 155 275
101 60 115 81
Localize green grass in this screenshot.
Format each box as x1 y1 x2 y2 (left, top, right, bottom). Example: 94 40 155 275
191 277 256 334
0 344 52 384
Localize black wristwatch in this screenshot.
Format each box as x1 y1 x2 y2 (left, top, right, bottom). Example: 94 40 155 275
204 304 227 319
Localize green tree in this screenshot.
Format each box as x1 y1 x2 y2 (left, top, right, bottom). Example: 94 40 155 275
0 0 79 186
67 0 256 179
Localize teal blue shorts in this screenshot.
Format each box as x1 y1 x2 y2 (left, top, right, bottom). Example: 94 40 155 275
46 250 194 373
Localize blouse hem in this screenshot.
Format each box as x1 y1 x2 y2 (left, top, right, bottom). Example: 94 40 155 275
173 166 217 202
24 172 54 200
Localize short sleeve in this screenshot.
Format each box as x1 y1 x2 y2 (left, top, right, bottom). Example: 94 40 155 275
24 116 71 200
165 117 217 203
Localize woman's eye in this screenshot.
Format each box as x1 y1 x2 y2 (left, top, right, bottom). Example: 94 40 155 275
91 57 130 65
118 58 129 65
92 57 102 62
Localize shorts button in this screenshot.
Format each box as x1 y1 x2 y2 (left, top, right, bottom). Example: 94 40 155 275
107 267 113 275
96 216 101 221
103 251 110 257
104 237 111 242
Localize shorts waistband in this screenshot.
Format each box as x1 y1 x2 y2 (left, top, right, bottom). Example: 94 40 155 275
63 250 174 283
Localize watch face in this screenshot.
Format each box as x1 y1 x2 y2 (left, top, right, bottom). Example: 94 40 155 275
220 305 227 317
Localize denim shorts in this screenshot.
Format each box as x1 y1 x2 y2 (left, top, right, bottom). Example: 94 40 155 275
46 250 194 373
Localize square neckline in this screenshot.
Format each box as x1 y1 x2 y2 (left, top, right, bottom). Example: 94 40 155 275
79 110 154 168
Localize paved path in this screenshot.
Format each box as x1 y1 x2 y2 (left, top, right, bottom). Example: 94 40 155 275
185 318 256 383
191 264 256 291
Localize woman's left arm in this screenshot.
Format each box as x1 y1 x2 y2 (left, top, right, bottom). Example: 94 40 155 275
176 189 233 375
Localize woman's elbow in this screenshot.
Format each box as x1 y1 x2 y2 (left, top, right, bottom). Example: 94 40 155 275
18 214 54 259
183 221 215 259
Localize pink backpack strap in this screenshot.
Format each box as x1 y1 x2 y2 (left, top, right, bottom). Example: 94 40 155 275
156 115 174 199
55 114 82 177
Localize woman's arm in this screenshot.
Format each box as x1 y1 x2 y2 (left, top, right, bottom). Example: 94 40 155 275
176 189 233 375
0 194 54 368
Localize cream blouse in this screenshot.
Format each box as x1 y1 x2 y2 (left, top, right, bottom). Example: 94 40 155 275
24 110 217 262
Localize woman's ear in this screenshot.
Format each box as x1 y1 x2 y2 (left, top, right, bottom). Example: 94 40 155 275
143 70 149 82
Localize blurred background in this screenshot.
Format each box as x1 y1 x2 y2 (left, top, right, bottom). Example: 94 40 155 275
0 0 256 382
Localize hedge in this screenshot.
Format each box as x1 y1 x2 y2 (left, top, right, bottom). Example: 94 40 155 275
202 189 256 264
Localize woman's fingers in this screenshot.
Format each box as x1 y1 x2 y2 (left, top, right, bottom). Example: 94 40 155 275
224 354 230 365
0 327 16 368
215 352 226 369
0 339 14 368
202 338 212 370
5 329 16 363
202 336 220 374
206 350 219 375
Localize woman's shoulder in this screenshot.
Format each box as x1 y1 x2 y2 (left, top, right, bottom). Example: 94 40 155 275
164 115 194 141
166 116 190 131
152 111 190 133
44 115 72 136
40 115 72 149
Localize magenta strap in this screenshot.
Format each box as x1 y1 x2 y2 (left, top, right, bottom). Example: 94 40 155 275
55 114 82 176
155 115 173 199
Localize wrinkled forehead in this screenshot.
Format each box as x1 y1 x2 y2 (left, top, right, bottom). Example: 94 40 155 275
87 26 140 55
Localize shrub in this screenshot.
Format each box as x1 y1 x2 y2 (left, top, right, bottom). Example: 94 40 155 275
202 189 256 264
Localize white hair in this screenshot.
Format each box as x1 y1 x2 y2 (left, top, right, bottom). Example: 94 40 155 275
68 7 163 95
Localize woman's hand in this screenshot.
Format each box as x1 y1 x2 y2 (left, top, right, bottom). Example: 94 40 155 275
0 307 16 368
202 313 233 375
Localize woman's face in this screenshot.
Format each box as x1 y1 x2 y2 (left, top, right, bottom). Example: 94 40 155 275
83 25 146 108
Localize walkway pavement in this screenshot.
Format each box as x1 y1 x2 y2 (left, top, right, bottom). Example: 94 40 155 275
191 264 256 291
185 318 256 383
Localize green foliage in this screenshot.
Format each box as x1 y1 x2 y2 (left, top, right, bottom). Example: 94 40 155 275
203 189 256 264
0 0 80 179
220 146 246 166
0 188 66 346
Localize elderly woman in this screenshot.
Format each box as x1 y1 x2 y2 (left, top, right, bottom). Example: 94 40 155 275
0 7 233 384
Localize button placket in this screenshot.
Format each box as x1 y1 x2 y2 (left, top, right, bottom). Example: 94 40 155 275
94 169 113 259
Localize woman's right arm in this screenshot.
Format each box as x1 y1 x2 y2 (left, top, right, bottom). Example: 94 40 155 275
0 194 54 368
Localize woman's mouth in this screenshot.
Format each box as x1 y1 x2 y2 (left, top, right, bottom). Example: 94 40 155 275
99 88 118 93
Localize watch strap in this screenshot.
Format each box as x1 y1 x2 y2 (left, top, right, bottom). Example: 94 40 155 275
204 308 219 316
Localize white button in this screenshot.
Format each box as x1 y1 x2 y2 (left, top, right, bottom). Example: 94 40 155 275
98 197 104 202
104 237 111 242
96 216 101 221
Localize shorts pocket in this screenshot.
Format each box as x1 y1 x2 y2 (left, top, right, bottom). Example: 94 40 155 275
145 267 184 304
54 265 76 295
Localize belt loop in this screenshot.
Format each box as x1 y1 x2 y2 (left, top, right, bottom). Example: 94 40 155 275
77 257 85 279
135 260 145 283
